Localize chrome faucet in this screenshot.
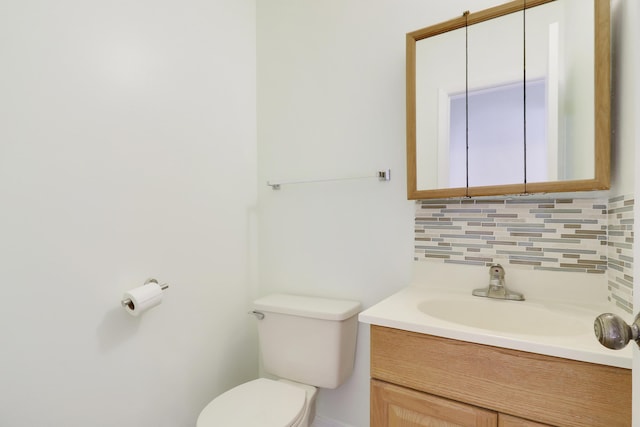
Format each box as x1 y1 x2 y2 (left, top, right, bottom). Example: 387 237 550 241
472 264 524 301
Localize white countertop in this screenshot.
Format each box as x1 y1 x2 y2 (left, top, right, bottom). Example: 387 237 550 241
359 286 632 369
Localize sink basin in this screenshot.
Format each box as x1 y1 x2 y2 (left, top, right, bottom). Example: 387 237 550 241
417 297 586 336
358 286 632 369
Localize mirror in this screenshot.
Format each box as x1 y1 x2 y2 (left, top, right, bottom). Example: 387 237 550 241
406 0 610 199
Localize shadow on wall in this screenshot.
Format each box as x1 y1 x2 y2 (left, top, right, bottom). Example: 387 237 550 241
96 308 141 353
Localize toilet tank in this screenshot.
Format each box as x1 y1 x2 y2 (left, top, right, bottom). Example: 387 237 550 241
253 294 361 389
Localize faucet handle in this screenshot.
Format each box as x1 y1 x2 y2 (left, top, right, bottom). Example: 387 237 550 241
473 264 524 301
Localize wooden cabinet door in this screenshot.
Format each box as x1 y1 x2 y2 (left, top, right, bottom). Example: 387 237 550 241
372 379 497 427
498 414 553 427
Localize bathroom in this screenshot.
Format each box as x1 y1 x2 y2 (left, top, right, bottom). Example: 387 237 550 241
0 0 637 426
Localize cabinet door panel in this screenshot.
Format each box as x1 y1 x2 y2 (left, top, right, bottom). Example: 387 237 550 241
372 379 497 427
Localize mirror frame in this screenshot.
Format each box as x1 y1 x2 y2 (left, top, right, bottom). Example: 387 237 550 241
406 0 610 200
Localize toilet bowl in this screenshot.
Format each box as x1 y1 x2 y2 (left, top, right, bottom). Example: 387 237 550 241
196 294 360 427
196 378 317 427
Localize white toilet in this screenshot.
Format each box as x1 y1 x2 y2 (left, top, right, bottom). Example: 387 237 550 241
196 293 361 427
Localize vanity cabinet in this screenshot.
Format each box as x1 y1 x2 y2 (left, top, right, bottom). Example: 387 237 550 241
369 325 631 427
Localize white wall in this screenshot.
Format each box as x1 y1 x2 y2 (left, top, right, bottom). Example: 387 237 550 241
0 1 257 426
611 0 636 196
257 1 638 426
256 1 504 426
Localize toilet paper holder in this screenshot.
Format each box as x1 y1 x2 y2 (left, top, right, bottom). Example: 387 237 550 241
121 278 169 310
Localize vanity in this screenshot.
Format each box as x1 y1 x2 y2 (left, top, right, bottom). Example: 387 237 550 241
379 0 630 422
359 286 632 427
377 0 629 423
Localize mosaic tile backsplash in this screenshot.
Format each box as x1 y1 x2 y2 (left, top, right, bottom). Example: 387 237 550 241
414 195 634 314
607 195 634 314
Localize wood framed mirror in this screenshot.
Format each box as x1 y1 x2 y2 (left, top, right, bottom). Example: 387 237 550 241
406 0 610 200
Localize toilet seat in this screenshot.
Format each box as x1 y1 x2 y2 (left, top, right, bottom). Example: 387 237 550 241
196 378 307 427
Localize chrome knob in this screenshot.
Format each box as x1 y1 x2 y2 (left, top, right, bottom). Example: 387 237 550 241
593 313 640 350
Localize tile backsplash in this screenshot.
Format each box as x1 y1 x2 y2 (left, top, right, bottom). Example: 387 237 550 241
414 195 634 313
607 195 634 314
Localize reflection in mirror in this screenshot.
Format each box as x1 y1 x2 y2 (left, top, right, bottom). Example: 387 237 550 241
414 28 465 192
523 0 597 184
466 10 524 189
407 0 610 200
528 0 595 183
449 80 547 188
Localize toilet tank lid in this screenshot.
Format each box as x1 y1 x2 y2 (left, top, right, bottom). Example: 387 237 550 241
253 294 361 321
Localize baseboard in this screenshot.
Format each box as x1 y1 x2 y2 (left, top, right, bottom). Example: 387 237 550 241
312 415 356 427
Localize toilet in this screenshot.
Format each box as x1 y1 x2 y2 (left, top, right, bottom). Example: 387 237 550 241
196 293 361 427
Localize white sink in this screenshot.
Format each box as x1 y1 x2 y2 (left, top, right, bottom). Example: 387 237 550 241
358 286 632 369
417 297 585 336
